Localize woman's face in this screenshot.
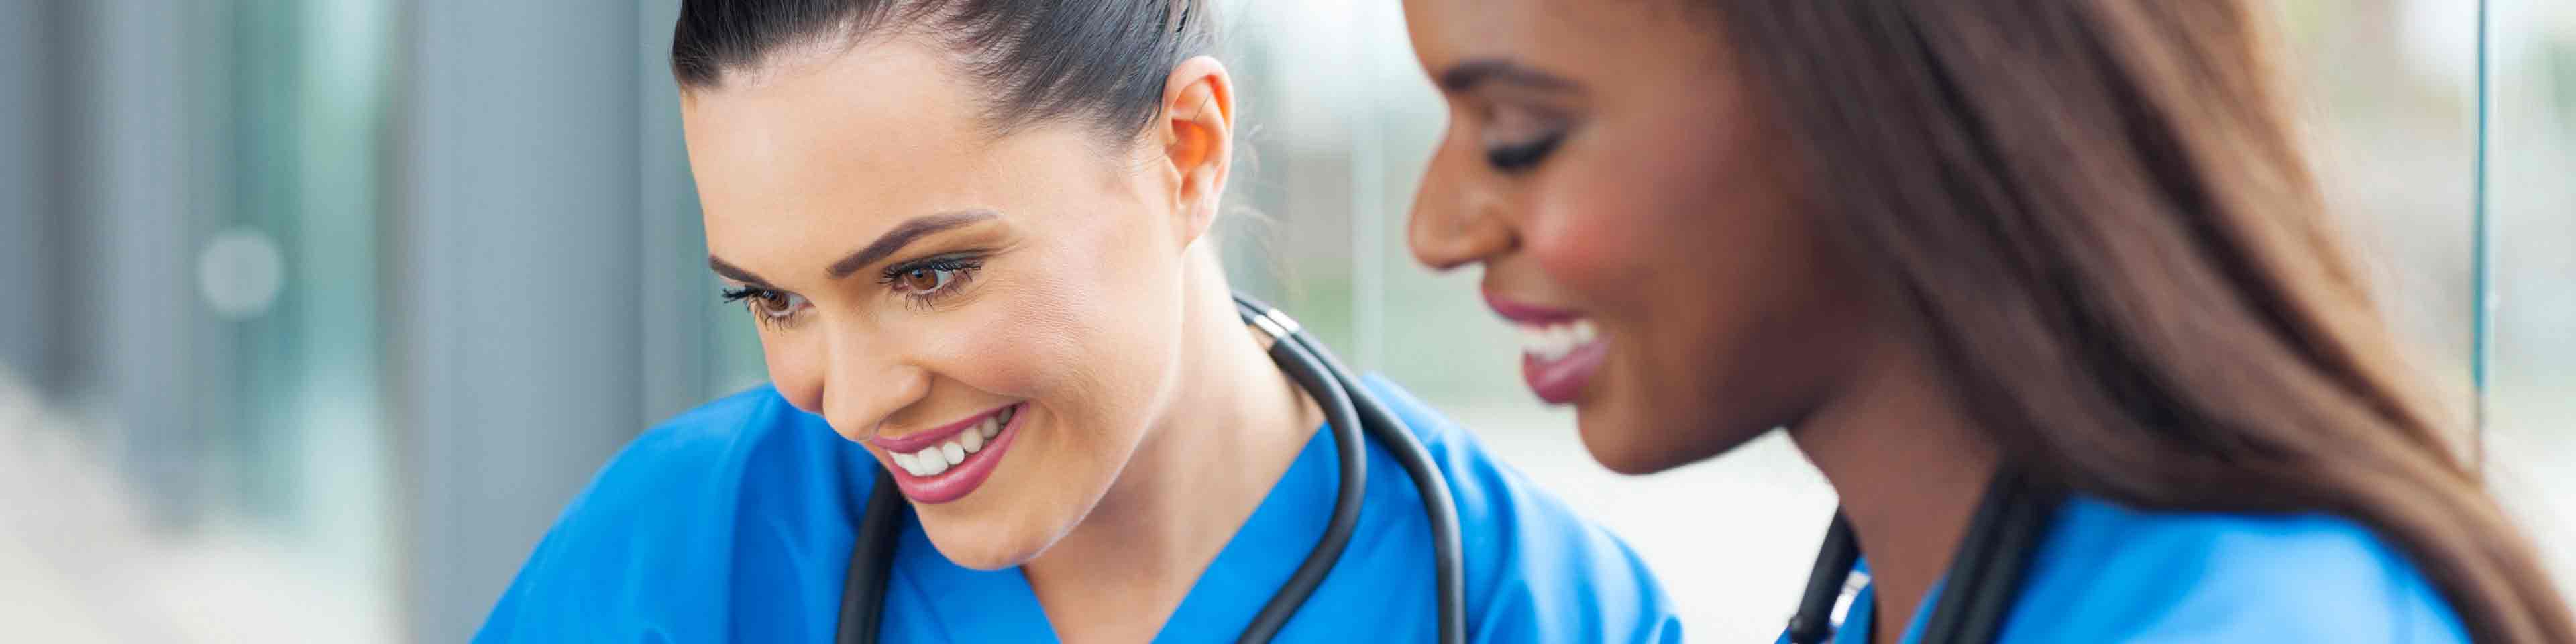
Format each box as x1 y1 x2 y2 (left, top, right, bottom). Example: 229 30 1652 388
681 40 1203 568
1401 0 1875 474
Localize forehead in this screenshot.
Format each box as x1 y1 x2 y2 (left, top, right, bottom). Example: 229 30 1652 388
680 36 1133 275
679 38 1003 251
1404 0 1619 62
1403 0 1710 80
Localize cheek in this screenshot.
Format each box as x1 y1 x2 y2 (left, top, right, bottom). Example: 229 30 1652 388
1526 111 1786 317
1519 148 1714 305
951 239 1180 445
952 278 1093 397
1523 189 1652 297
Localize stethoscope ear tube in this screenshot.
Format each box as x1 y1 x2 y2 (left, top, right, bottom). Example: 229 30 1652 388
1232 294 1370 644
1233 292 1467 644
838 469 905 644
1786 470 2061 644
1948 476 2057 644
1918 473 2026 642
1786 513 1858 644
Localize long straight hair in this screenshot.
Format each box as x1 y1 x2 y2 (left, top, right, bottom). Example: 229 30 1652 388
1705 2 2573 641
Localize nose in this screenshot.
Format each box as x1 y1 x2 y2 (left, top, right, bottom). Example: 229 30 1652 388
775 320 930 442
1406 144 1517 271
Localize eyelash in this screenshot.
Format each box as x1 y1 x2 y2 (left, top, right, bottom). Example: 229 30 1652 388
879 254 985 309
713 254 987 330
1484 130 1564 174
720 285 808 330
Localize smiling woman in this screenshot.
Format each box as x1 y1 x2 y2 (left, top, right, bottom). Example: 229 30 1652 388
1396 1 2575 643
472 1 1683 642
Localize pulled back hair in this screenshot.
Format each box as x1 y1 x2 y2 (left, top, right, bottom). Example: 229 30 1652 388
1700 1 2573 641
671 0 1218 140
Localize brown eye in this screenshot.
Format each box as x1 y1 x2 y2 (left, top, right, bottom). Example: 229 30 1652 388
902 267 945 292
880 256 982 303
753 291 796 316
718 286 806 328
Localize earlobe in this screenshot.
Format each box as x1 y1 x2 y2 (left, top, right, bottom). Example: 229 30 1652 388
1160 56 1234 248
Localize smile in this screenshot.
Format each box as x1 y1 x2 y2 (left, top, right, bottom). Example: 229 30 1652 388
1515 319 1607 405
870 402 1024 504
1486 292 1607 405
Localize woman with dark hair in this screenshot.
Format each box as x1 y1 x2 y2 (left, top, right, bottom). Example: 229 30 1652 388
476 1 1683 642
1401 1 2573 643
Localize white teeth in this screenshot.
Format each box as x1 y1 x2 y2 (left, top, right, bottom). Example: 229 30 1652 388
891 407 1020 477
1516 319 1598 362
916 447 949 474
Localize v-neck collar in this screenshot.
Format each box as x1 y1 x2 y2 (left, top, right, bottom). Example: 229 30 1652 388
1830 559 1952 644
1836 578 1948 644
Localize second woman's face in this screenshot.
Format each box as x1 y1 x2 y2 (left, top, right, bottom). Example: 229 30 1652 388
681 41 1194 569
1402 0 1876 473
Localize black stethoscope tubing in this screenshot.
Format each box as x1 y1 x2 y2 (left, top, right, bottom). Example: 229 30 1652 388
1786 470 2061 644
834 293 1467 644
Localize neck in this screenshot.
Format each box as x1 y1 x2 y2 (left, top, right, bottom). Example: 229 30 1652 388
1022 246 1322 641
1788 334 1996 644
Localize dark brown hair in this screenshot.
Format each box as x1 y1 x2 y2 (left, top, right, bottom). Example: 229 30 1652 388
1705 1 2572 641
671 0 1216 140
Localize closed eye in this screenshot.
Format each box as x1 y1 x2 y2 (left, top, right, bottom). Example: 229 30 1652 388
1485 131 1565 173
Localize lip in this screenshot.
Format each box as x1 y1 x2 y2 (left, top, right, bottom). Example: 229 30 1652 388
1523 342 1606 405
868 405 1011 453
1484 290 1585 325
1487 289 1604 405
881 402 1025 505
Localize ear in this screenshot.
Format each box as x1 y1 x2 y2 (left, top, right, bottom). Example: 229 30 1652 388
1156 55 1234 250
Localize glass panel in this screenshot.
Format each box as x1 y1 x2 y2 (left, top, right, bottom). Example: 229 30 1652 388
2482 0 2576 596
2277 0 2482 443
1 0 399 639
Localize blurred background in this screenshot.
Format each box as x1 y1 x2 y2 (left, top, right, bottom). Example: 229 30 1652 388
0 0 2568 641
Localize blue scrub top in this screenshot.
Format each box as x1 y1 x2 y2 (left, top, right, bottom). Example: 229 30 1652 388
1782 496 2469 643
478 374 1683 642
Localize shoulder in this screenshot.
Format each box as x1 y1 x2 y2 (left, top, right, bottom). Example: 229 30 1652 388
477 386 880 642
1358 374 1684 643
549 386 859 527
2003 496 2468 643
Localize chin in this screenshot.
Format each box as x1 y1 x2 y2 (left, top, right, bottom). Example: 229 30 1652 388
1581 434 1685 475
1577 407 1677 474
1575 402 1737 475
916 514 1055 571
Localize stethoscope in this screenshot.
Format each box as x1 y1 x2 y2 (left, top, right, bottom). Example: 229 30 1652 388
1786 470 2064 644
833 293 1468 644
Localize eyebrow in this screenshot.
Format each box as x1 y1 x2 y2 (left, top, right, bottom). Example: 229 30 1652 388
826 209 1000 279
1436 58 1578 93
708 255 775 290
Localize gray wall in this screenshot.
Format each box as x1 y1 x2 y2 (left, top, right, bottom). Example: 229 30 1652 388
392 1 650 640
0 0 52 381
